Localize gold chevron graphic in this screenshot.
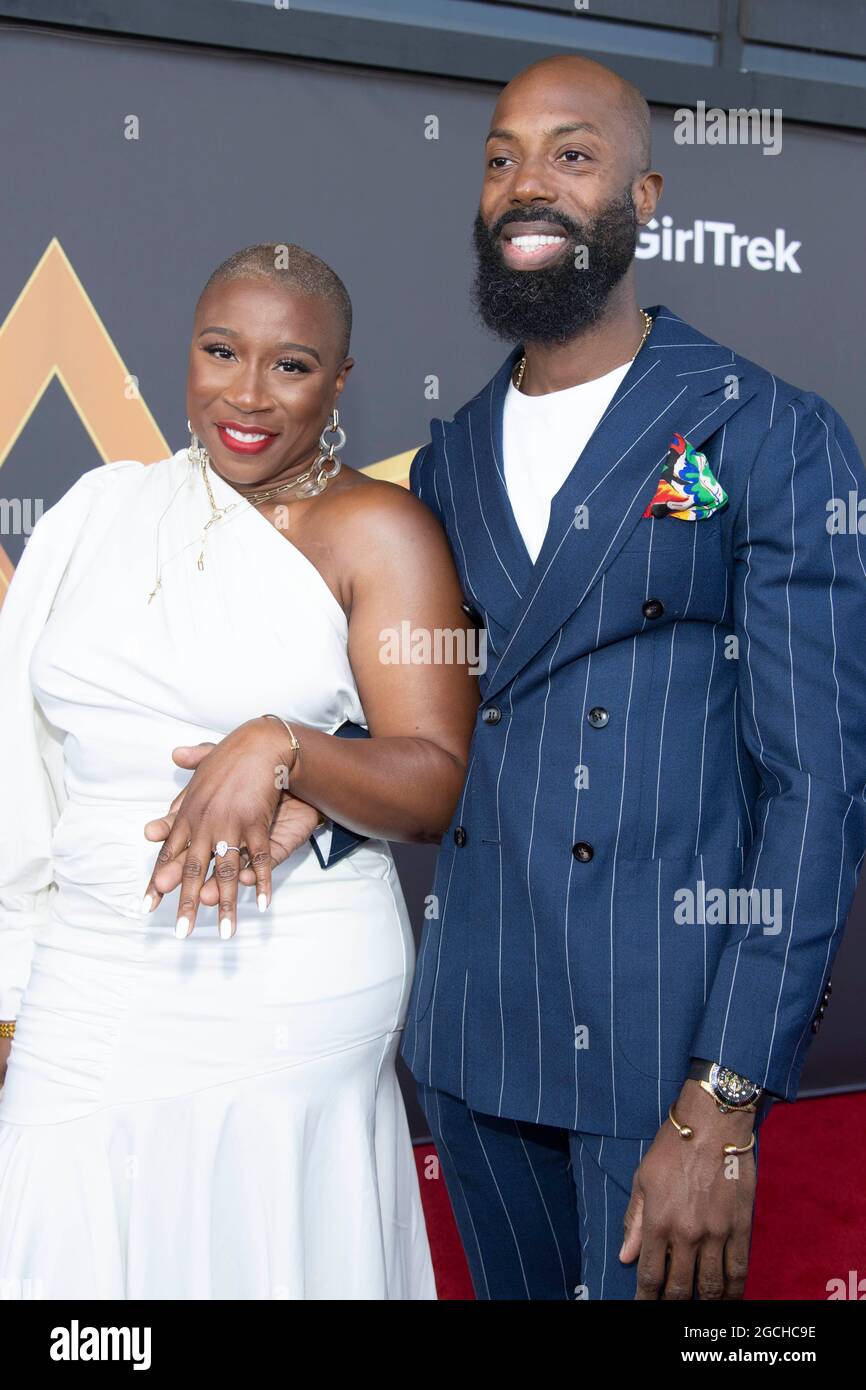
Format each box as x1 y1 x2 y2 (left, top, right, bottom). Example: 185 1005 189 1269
0 239 414 607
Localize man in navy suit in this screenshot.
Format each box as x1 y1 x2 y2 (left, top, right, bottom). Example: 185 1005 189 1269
397 53 866 1299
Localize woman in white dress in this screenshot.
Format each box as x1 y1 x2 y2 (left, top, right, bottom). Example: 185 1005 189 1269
0 243 477 1299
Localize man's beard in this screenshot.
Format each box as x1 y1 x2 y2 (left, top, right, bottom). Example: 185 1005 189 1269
471 190 639 346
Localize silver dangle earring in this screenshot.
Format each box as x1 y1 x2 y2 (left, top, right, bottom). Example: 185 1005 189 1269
294 407 347 499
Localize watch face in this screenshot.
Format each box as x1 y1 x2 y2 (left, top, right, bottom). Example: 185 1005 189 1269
710 1064 761 1107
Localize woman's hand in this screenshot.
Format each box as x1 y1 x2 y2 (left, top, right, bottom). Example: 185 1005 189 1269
142 720 320 939
0 1036 11 1088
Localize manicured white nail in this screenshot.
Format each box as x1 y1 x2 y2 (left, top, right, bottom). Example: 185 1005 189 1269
220 917 233 939
257 893 268 913
141 894 153 913
175 916 190 939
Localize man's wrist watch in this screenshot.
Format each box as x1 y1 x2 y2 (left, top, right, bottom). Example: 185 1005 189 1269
688 1057 762 1113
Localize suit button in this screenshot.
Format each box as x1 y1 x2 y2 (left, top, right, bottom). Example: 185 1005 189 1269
811 1017 821 1034
453 826 467 847
481 706 501 724
642 598 664 619
461 601 483 627
572 841 594 862
587 706 609 729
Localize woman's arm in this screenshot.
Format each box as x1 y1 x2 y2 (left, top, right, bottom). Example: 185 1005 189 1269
278 484 479 840
143 482 479 935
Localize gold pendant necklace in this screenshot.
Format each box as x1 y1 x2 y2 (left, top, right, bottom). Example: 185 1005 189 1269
146 450 237 604
512 308 654 391
195 456 238 572
146 414 347 603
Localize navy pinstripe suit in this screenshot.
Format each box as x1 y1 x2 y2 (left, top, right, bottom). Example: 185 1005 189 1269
394 305 866 1296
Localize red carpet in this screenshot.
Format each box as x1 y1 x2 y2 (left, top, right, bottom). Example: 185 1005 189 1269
413 1091 866 1300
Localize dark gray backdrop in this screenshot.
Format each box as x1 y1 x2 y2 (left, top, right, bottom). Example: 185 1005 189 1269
1 23 864 1131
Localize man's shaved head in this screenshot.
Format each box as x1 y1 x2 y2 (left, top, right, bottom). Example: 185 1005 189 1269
497 54 652 178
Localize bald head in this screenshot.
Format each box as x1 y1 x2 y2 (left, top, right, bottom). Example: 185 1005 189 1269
496 54 651 178
197 243 352 360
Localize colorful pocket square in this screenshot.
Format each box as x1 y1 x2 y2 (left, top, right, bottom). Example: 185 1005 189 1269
642 433 728 522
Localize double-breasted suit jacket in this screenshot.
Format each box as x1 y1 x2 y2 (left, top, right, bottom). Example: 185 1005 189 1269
399 304 866 1139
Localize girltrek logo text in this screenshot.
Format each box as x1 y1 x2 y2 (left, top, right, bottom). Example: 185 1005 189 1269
637 217 802 273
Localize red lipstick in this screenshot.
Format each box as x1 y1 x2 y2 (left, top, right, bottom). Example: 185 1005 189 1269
215 421 279 456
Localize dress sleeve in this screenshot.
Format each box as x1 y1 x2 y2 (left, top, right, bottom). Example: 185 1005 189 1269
0 469 103 1019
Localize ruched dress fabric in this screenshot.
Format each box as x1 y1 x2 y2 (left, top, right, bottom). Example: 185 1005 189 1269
0 450 436 1300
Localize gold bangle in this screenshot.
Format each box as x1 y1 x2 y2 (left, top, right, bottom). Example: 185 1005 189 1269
0 1020 16 1039
669 1102 756 1156
723 1133 756 1156
668 1102 694 1140
261 713 300 774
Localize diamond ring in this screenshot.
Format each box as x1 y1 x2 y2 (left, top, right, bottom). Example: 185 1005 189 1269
214 840 242 857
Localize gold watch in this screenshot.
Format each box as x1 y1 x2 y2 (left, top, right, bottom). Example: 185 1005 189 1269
688 1057 762 1113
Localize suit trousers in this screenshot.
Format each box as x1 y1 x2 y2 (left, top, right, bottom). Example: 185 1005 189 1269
417 1080 774 1301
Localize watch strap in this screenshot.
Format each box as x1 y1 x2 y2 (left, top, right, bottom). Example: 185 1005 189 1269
688 1057 714 1083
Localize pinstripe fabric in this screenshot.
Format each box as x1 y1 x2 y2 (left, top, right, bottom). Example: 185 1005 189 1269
400 305 866 1138
418 1080 770 1301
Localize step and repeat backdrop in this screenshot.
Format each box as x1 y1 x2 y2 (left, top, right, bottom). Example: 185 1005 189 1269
1 23 864 1126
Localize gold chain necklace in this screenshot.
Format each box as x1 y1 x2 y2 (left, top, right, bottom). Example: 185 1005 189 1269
244 408 346 505
241 455 339 507
512 308 653 391
145 444 239 603
197 456 238 558
146 418 346 603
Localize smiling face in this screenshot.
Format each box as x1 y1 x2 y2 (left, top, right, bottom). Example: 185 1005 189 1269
472 57 661 343
186 276 353 489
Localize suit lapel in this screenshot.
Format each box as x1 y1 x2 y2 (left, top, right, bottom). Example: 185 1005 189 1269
437 345 534 631
479 306 758 702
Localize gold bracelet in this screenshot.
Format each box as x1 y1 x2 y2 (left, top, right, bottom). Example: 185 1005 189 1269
668 1102 694 1140
723 1133 756 1156
0 1020 16 1039
261 713 300 774
668 1102 755 1155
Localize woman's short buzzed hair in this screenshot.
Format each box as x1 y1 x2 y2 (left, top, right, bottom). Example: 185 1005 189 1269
198 243 352 359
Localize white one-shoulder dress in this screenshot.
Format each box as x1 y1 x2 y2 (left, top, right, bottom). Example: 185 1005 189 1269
0 449 436 1300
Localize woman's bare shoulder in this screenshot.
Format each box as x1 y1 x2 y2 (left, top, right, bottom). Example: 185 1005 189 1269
317 468 459 607
327 467 443 540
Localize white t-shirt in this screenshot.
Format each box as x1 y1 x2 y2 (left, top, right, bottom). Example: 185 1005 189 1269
502 357 634 563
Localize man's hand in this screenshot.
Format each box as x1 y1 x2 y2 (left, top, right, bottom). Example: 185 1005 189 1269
620 1079 757 1300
